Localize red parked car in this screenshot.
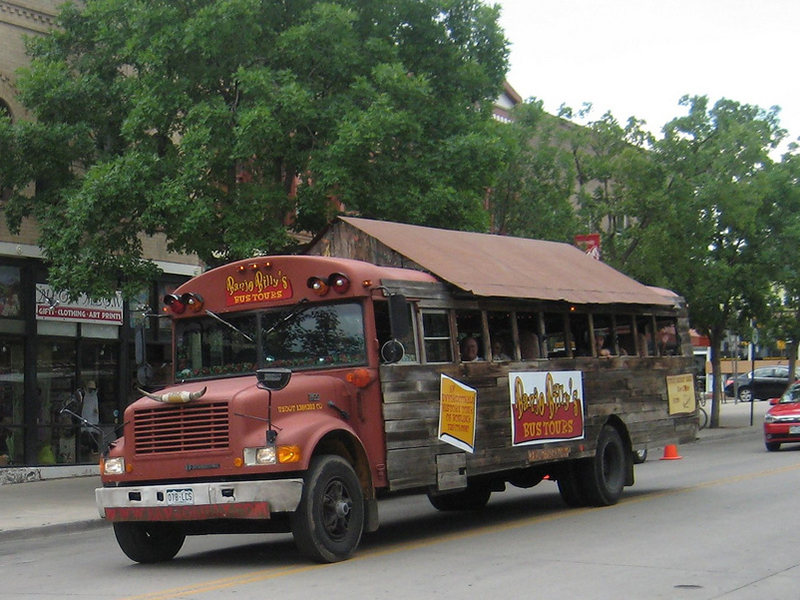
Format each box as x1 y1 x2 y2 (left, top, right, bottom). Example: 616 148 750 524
764 382 800 451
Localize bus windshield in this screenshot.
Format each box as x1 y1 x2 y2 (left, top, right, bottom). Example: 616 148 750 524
175 301 366 380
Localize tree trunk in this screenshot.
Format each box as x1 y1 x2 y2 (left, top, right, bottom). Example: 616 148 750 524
789 339 799 389
708 332 724 429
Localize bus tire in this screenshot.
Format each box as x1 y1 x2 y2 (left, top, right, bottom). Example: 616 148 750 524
113 522 185 564
582 425 626 506
291 455 365 563
427 485 492 511
556 460 589 507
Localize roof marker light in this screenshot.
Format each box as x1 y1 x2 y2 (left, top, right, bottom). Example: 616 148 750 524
329 272 350 294
307 276 329 296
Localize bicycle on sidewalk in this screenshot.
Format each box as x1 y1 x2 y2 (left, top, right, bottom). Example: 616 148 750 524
697 389 709 430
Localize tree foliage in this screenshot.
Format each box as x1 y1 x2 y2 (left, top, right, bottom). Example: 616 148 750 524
0 0 509 298
486 99 577 241
548 95 793 427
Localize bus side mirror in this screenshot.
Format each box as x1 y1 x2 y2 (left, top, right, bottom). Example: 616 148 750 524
388 293 409 339
257 368 292 391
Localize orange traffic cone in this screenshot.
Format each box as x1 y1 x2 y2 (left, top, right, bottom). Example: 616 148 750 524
660 444 682 460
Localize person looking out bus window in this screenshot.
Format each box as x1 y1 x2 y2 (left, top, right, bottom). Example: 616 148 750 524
460 336 483 362
595 333 612 358
491 338 512 361
520 330 540 360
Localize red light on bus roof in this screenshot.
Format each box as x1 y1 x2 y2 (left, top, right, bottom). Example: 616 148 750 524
329 273 350 294
163 293 204 315
307 276 329 296
307 273 351 296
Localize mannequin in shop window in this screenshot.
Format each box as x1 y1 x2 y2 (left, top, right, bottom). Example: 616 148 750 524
81 380 100 455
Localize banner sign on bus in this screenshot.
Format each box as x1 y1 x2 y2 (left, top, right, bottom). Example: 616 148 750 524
35 284 123 326
438 374 478 453
666 373 695 414
225 270 293 306
509 371 585 446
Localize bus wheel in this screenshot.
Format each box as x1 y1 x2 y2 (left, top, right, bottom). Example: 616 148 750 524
582 425 626 506
556 460 589 507
113 522 185 563
766 442 781 452
427 485 492 511
291 455 365 563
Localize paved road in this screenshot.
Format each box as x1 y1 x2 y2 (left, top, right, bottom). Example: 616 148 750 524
2 402 796 600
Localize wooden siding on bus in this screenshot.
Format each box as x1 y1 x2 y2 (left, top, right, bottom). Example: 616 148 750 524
380 357 697 491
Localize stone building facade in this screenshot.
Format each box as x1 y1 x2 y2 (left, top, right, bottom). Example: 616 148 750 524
0 1 203 468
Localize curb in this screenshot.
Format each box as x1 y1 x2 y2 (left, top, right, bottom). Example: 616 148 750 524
0 465 100 486
0 518 109 542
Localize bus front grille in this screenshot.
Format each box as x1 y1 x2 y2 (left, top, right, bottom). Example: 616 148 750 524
133 402 230 454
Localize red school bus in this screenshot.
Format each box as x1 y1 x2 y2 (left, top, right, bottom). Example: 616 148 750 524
96 248 697 564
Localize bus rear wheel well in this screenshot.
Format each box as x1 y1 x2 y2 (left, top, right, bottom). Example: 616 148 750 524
600 416 634 487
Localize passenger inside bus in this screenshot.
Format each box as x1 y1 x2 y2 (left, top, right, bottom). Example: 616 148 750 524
595 332 612 357
519 330 540 360
491 338 512 361
460 336 484 362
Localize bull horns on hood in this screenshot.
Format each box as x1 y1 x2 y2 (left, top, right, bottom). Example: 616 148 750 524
138 387 207 404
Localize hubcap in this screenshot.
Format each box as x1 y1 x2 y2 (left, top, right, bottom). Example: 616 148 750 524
321 479 352 541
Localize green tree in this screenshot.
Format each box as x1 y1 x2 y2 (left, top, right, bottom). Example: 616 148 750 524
552 96 791 428
0 0 508 298
757 153 800 383
648 96 787 427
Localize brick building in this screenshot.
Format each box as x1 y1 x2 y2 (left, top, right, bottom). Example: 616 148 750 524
0 1 203 468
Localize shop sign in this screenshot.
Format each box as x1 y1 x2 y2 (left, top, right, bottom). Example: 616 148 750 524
36 284 123 325
509 371 585 446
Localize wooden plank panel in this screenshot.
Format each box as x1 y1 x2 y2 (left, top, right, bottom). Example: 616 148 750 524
380 357 698 490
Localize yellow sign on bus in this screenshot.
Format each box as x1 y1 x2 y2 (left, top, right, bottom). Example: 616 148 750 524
666 373 695 414
438 375 478 453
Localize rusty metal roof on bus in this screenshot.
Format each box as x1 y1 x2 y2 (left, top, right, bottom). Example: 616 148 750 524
335 217 676 307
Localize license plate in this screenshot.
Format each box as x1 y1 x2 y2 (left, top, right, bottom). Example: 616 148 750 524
166 488 194 505
790 426 800 434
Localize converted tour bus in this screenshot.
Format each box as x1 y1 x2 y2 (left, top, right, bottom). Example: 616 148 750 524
96 217 697 563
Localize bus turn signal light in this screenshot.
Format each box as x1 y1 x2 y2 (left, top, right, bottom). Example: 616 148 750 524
278 445 301 463
346 368 373 388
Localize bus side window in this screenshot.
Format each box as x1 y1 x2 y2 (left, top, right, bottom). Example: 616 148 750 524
615 316 636 356
636 317 655 356
570 313 592 357
542 312 568 358
656 319 679 355
456 310 485 362
375 300 418 363
421 311 452 363
487 311 513 361
516 312 541 360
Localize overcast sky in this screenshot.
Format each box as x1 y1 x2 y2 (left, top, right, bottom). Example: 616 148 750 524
494 0 800 148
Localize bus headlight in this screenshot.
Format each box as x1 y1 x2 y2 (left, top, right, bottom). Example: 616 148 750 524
102 457 126 475
244 446 277 466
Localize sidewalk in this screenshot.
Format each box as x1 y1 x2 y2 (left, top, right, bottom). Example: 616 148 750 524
0 400 769 542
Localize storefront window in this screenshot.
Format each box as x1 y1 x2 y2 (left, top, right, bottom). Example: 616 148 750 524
0 266 21 318
80 339 119 435
37 339 77 464
0 337 24 465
